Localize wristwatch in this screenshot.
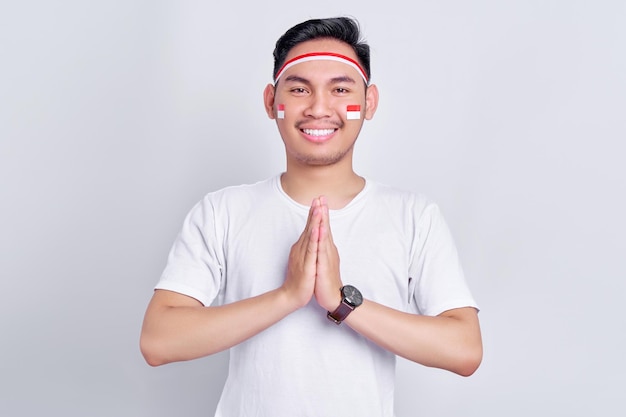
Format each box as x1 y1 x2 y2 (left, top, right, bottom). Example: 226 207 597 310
327 285 363 324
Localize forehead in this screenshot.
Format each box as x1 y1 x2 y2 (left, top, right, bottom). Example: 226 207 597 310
284 38 359 62
281 39 363 83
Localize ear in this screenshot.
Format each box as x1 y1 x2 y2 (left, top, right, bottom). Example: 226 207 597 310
263 83 277 119
364 84 379 120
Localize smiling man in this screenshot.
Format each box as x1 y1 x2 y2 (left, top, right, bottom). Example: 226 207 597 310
140 17 482 417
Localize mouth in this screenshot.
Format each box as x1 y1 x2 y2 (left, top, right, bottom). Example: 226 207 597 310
300 128 337 143
301 128 336 136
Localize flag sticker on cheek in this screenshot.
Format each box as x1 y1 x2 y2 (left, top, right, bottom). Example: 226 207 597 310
346 105 361 120
277 104 285 119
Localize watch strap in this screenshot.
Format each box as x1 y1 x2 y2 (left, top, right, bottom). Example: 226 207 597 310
327 301 355 324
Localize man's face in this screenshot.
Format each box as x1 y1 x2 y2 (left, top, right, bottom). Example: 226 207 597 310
264 38 378 168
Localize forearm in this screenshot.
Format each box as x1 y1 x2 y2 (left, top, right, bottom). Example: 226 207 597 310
344 300 482 376
140 288 297 366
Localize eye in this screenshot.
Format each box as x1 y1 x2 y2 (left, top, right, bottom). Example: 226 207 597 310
334 87 350 95
290 87 309 95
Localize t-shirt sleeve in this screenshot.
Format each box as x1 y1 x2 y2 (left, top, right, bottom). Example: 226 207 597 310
154 196 224 306
408 202 479 316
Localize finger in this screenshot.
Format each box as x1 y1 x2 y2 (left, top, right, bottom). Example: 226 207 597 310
308 208 321 247
318 196 333 244
297 198 320 246
304 205 321 268
306 197 319 225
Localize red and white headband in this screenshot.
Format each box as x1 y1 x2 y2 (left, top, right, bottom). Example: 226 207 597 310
273 52 369 85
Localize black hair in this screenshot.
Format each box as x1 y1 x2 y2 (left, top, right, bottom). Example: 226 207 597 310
272 17 371 82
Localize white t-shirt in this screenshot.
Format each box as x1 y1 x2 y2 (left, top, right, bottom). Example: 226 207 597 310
155 175 478 417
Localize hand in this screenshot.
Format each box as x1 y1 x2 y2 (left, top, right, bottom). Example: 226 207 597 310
282 197 322 309
314 196 343 312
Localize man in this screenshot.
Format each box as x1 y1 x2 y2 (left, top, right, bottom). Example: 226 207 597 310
141 16 482 416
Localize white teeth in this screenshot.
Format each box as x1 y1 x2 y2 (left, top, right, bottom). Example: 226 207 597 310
302 129 335 136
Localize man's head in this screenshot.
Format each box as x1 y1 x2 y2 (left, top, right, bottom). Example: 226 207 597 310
264 17 378 168
272 17 371 86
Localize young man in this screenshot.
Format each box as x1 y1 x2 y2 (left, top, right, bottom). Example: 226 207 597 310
141 17 482 416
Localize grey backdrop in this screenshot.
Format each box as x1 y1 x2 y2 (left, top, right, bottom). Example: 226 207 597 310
1 1 625 416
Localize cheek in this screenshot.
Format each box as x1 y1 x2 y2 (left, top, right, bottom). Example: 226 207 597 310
346 104 361 120
274 97 365 121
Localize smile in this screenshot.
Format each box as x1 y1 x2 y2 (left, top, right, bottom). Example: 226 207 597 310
301 128 336 136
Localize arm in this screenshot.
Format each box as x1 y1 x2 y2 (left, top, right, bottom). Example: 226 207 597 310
345 303 482 376
140 198 324 366
140 287 298 366
314 197 482 376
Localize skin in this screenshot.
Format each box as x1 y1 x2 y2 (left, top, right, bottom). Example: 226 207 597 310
140 38 482 376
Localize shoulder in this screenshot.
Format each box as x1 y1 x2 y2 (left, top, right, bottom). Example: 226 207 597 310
199 176 275 206
208 176 274 199
184 176 277 222
364 180 453 238
366 179 437 215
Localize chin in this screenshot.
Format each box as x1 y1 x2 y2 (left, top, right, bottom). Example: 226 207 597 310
294 151 351 167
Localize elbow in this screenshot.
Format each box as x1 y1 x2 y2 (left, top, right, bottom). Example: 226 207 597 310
455 358 481 377
140 334 169 367
454 345 483 377
143 353 167 368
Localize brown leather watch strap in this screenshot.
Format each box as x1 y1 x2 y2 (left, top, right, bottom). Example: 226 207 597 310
327 301 355 324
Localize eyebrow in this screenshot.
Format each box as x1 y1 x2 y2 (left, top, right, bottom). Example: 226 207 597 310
330 75 357 84
283 74 357 85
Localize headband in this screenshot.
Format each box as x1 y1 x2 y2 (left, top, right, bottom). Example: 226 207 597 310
273 52 369 85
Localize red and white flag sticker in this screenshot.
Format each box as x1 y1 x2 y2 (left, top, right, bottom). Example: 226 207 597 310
346 105 361 120
277 104 285 119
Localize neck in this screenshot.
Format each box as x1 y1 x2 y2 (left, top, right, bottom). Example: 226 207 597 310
281 163 365 210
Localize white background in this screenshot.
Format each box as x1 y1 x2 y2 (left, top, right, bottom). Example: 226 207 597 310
1 1 625 416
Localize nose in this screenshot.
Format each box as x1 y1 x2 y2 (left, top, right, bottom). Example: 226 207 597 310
304 93 333 119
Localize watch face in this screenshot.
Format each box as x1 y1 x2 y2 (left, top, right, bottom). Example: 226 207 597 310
342 285 363 307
